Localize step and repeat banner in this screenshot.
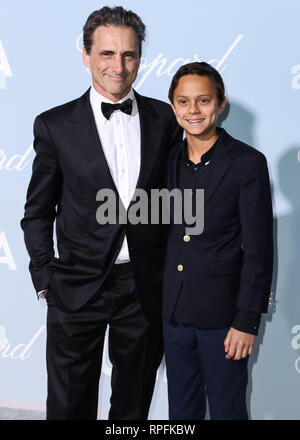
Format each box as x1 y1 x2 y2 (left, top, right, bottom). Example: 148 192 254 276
0 0 299 419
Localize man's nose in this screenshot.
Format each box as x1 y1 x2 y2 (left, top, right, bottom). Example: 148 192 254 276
112 56 124 74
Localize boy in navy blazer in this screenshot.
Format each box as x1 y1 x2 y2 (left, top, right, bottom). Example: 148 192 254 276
163 62 273 420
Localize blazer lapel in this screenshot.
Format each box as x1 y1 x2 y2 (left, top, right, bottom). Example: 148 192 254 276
202 133 233 207
67 88 120 194
171 130 234 207
67 89 169 209
134 91 165 191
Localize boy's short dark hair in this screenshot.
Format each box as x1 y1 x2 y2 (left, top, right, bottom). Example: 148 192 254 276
83 6 146 56
168 62 225 105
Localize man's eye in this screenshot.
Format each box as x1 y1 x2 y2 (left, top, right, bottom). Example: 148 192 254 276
178 100 187 105
200 99 209 104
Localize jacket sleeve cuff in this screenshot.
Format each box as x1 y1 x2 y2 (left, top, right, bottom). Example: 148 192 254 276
232 309 261 335
37 290 48 300
29 264 51 299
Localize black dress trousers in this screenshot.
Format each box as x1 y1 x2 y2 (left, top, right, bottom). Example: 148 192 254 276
46 263 163 420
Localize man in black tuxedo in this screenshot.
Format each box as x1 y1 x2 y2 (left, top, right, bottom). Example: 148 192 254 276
21 6 182 420
162 62 273 420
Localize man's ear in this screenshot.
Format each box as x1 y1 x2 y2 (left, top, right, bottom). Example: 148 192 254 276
83 47 90 69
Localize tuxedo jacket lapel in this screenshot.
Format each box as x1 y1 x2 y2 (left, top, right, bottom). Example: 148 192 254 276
67 89 166 204
134 91 166 191
66 89 119 196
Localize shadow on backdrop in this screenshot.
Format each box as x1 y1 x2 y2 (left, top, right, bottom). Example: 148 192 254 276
276 148 300 330
218 99 255 146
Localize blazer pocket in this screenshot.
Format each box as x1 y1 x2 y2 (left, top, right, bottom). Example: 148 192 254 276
210 259 242 275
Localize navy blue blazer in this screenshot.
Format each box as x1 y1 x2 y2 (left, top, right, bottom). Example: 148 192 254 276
162 128 273 329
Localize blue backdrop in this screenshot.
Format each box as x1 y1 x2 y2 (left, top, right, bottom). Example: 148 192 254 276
0 0 299 419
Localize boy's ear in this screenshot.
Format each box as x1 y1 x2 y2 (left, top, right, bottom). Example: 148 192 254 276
218 96 227 115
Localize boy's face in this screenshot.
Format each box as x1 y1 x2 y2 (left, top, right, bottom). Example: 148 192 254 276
171 74 226 139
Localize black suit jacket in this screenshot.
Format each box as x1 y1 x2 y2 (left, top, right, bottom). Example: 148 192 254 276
162 128 273 328
21 88 182 322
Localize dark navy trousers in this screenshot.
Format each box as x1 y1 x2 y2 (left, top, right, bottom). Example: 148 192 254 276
163 321 249 420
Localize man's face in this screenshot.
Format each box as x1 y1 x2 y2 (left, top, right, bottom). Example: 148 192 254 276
83 25 140 102
171 74 226 138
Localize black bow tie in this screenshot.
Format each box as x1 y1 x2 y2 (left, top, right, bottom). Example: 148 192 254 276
101 98 133 120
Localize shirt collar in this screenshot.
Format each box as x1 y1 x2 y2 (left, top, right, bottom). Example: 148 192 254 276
181 127 225 165
90 86 138 123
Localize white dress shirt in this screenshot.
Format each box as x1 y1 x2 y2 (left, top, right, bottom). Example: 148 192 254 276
89 85 141 263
